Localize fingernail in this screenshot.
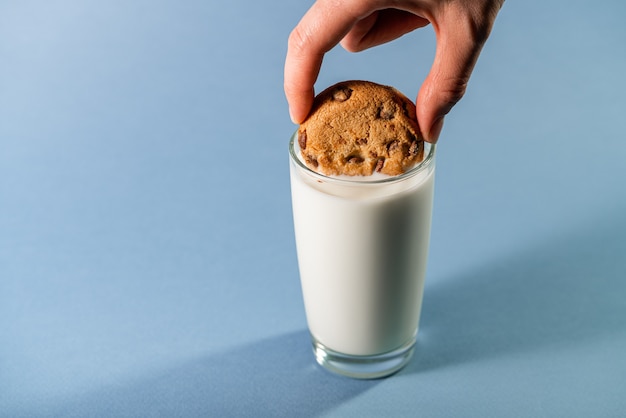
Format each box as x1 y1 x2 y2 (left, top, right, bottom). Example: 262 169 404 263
289 106 303 125
289 106 297 124
428 116 445 143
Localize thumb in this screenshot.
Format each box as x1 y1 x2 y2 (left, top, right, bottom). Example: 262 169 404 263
416 8 490 143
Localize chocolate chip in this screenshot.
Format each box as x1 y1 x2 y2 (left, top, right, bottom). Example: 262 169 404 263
356 137 368 146
346 155 364 164
386 140 400 153
298 130 307 150
408 140 419 157
333 87 353 102
377 104 395 120
305 154 318 168
402 101 410 117
375 158 385 172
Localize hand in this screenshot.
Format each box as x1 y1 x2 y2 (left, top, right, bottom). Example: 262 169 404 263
284 0 504 143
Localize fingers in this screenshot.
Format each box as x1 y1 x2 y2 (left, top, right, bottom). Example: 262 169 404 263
285 0 503 139
416 2 501 142
284 0 369 124
341 9 430 52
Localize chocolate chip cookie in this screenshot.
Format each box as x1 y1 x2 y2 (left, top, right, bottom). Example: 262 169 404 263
298 80 424 176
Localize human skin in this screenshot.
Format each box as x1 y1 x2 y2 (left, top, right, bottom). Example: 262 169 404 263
284 0 505 143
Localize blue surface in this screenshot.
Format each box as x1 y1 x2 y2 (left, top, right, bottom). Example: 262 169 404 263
1 0 626 416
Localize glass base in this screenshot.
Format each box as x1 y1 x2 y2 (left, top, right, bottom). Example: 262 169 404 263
312 336 416 379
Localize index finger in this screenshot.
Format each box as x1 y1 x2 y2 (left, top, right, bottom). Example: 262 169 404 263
284 0 371 124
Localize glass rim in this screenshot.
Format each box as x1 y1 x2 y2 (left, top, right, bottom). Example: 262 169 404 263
289 130 436 186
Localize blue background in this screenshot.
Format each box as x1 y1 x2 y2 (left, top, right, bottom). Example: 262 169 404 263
1 0 625 416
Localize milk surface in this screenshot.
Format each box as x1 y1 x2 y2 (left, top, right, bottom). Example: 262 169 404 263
290 140 435 356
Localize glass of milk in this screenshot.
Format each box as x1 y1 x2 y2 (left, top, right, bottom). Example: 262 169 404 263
289 131 436 379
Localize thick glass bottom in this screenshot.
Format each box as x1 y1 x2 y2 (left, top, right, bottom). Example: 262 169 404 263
312 335 416 379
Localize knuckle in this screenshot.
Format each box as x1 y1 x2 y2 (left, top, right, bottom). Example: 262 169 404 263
287 25 313 56
432 76 468 114
443 78 468 104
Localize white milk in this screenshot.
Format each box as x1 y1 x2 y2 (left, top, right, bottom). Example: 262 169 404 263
289 139 435 356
